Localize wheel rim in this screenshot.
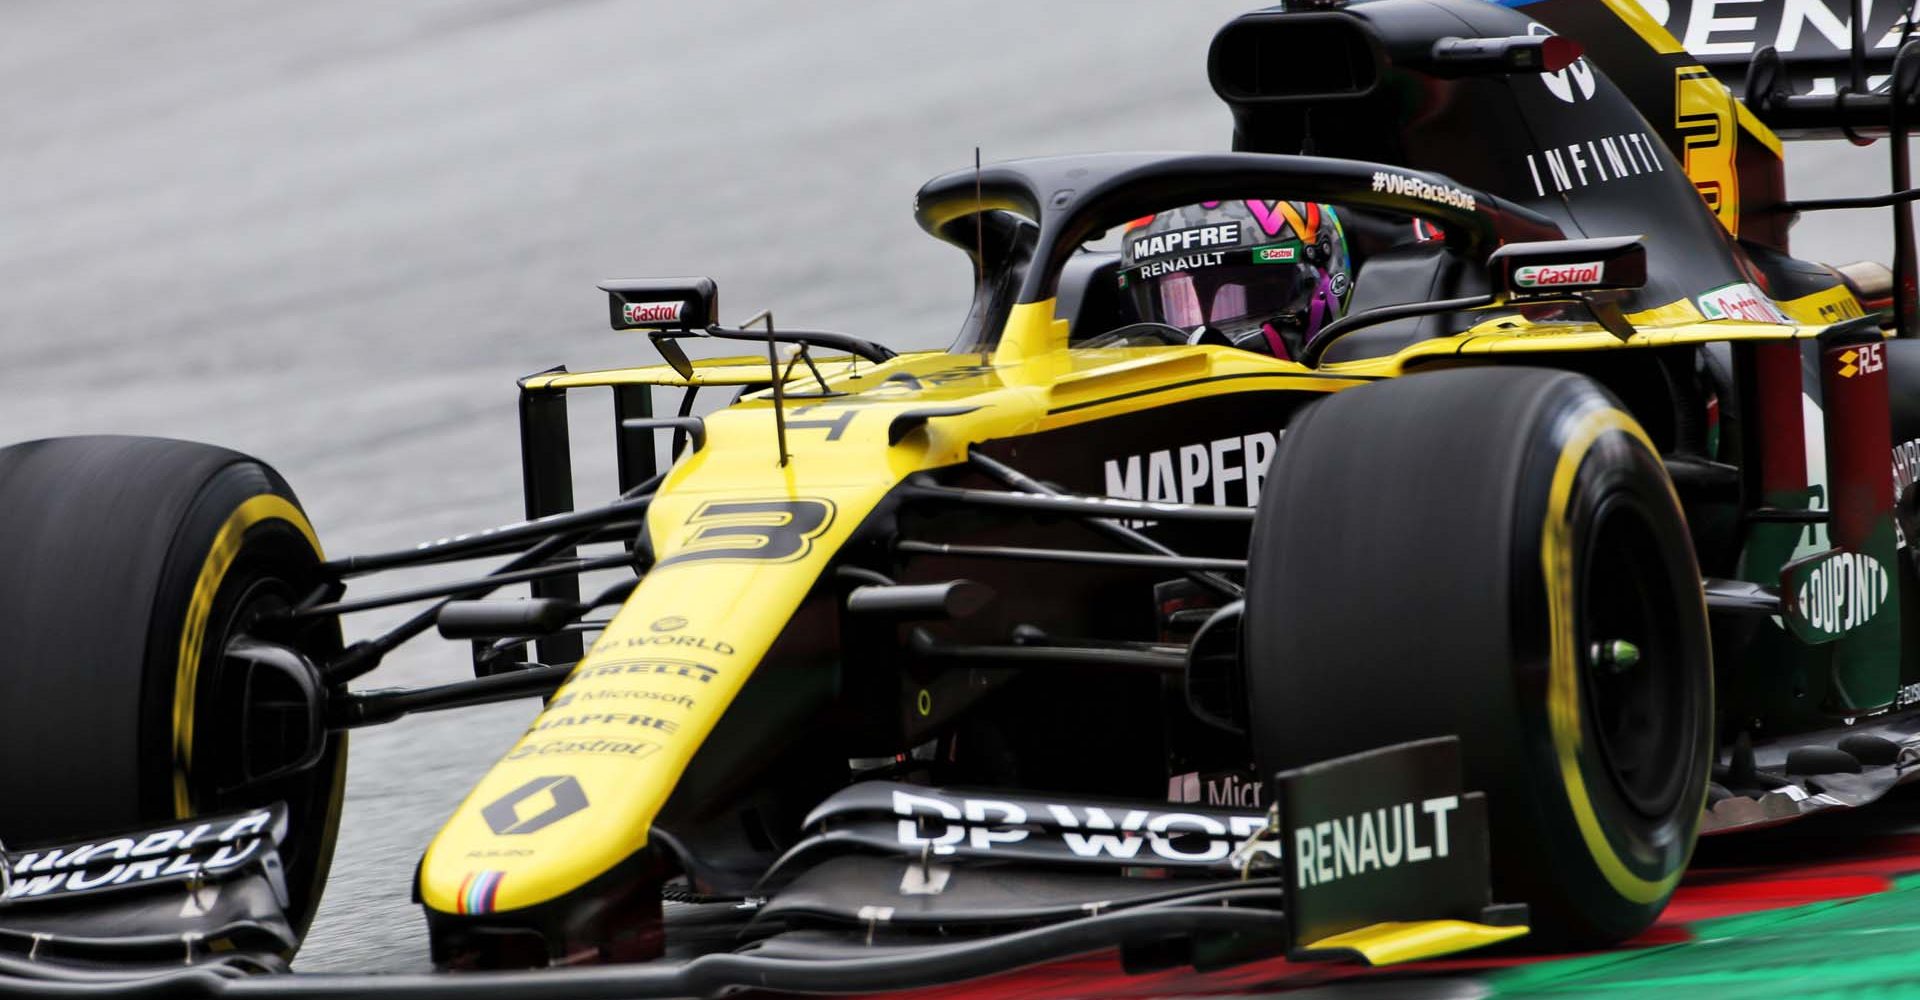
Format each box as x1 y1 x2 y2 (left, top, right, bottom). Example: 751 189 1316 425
1579 493 1695 819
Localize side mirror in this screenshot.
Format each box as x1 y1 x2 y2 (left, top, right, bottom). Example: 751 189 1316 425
598 277 718 330
1426 34 1585 77
1487 236 1647 303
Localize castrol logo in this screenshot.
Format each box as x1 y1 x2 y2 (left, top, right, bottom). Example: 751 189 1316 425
1514 261 1604 289
622 301 685 325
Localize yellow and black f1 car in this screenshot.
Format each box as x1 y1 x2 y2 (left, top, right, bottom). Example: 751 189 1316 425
6 1 1920 995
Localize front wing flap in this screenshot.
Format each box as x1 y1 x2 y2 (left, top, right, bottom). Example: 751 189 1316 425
0 805 296 973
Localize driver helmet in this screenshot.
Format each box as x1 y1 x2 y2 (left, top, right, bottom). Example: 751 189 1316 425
1118 200 1352 360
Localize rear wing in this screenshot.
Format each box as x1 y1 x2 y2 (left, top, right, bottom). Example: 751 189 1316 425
1677 0 1920 335
1654 0 1918 137
1528 0 1920 332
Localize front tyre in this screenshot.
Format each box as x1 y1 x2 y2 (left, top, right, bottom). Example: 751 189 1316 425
0 436 347 938
1244 368 1712 945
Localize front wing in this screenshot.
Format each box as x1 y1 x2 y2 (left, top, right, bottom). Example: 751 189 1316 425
0 738 1523 997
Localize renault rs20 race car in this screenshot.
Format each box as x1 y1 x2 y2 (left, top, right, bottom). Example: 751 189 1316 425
6 0 1920 996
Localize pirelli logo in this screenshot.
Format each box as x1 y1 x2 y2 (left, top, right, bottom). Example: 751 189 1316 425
572 658 718 684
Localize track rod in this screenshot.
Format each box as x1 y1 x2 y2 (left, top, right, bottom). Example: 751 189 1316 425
329 664 572 729
897 539 1246 572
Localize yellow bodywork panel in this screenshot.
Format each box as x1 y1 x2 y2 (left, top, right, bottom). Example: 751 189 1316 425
420 283 1856 917
420 355 1047 914
1324 289 1852 379
1299 919 1530 966
417 338 1361 915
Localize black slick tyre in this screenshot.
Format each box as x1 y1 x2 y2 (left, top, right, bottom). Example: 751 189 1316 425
0 436 346 937
1244 368 1712 946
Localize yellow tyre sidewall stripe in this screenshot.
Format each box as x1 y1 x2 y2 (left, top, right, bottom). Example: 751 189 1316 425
1541 406 1694 906
172 493 324 818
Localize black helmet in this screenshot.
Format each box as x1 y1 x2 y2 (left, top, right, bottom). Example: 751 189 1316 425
1118 200 1353 360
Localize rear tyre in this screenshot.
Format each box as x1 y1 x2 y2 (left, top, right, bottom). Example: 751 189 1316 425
0 436 346 938
1245 368 1712 945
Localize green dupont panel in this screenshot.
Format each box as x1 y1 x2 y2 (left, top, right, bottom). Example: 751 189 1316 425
1491 875 1920 997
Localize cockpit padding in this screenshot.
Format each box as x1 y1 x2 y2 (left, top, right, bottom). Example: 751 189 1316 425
1060 252 1129 342
1316 242 1468 364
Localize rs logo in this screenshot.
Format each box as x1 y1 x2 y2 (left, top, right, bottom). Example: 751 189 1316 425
1839 342 1885 379
657 499 835 567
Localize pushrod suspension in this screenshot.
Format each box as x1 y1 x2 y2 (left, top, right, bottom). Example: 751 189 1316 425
291 555 634 620
308 475 664 684
321 500 651 576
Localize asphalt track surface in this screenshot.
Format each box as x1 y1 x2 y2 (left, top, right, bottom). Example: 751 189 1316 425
0 0 1910 982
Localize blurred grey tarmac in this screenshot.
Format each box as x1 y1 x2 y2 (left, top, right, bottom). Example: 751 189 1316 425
0 0 1903 972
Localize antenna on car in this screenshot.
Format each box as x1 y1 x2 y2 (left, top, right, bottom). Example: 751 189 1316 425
742 308 791 467
974 146 986 304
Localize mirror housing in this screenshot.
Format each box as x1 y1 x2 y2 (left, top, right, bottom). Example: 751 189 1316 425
1487 236 1646 303
1425 34 1583 77
598 277 718 330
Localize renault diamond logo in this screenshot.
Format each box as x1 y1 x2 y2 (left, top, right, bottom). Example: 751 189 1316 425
482 775 588 835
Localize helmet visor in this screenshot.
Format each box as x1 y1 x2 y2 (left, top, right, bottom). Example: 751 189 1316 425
1121 249 1319 336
